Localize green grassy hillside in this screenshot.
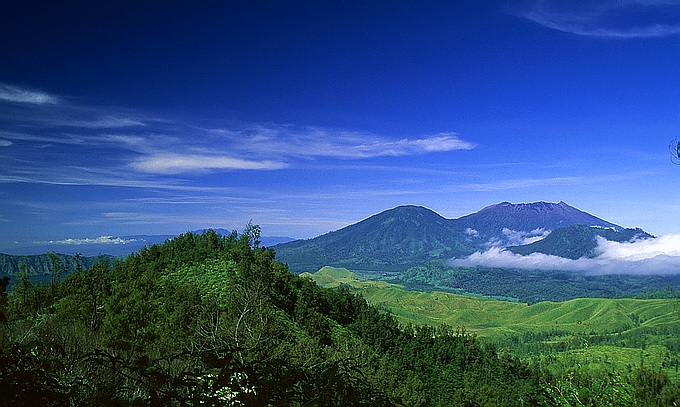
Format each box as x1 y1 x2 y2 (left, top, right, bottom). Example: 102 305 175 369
305 267 678 334
304 267 680 381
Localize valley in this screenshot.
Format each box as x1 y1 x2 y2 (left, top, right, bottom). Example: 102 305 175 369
304 266 680 382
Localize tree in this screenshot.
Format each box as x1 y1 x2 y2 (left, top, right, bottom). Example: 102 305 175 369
47 252 64 294
0 276 9 323
13 262 32 313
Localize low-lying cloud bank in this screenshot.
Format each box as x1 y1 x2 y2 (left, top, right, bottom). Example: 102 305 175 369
38 236 138 245
449 234 680 275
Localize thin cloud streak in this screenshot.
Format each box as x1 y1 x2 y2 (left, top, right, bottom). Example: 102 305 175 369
0 83 59 104
509 0 680 38
130 153 288 174
0 169 233 193
462 173 641 192
225 127 475 159
54 116 146 129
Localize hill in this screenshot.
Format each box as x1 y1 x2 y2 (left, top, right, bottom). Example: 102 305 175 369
507 225 653 259
0 252 114 277
304 267 678 337
304 267 680 382
0 230 557 406
274 205 475 272
394 260 680 303
275 201 642 273
3 230 676 405
0 229 292 278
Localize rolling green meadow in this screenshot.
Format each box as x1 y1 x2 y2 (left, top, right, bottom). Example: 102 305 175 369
304 267 680 383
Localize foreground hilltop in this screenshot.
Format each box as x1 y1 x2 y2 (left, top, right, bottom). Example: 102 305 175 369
274 201 647 273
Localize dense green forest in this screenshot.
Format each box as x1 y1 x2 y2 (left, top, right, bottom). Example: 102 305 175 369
395 260 680 303
0 252 115 277
1 229 678 406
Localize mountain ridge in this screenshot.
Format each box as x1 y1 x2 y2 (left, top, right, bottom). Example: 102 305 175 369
507 225 653 259
274 201 640 273
273 205 475 273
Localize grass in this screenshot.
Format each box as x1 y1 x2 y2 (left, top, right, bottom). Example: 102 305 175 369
303 266 680 381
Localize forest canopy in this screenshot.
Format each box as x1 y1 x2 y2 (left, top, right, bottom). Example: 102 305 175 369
1 229 677 406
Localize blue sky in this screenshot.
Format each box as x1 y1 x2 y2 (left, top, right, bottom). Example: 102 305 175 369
1 0 680 251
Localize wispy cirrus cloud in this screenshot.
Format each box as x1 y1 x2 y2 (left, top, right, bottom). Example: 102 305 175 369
462 172 643 192
508 0 680 38
130 153 287 174
0 83 59 104
54 116 146 129
311 132 474 158
0 83 476 179
123 127 474 174
223 126 475 159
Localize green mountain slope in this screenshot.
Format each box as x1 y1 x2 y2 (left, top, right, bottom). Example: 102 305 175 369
4 231 677 405
0 252 114 276
304 267 680 382
275 205 475 272
453 201 621 240
507 225 652 259
1 230 561 406
304 267 679 337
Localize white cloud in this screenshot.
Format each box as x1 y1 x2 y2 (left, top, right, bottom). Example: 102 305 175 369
465 228 480 237
0 83 474 180
40 236 138 245
595 234 680 260
57 116 145 129
0 84 59 104
127 130 471 175
450 234 680 275
213 126 475 159
509 0 680 38
502 228 550 246
327 134 471 158
130 153 287 174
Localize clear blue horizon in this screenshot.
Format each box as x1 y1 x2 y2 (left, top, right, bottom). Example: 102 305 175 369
2 1 680 248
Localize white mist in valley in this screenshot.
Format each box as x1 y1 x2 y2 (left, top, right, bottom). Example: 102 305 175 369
449 234 680 275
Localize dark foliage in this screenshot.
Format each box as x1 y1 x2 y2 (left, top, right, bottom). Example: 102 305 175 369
396 261 680 303
1 229 676 406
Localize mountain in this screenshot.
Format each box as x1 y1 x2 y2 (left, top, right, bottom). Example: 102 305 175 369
453 201 622 246
0 253 114 277
0 231 295 257
274 205 475 273
275 201 641 273
507 225 653 259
